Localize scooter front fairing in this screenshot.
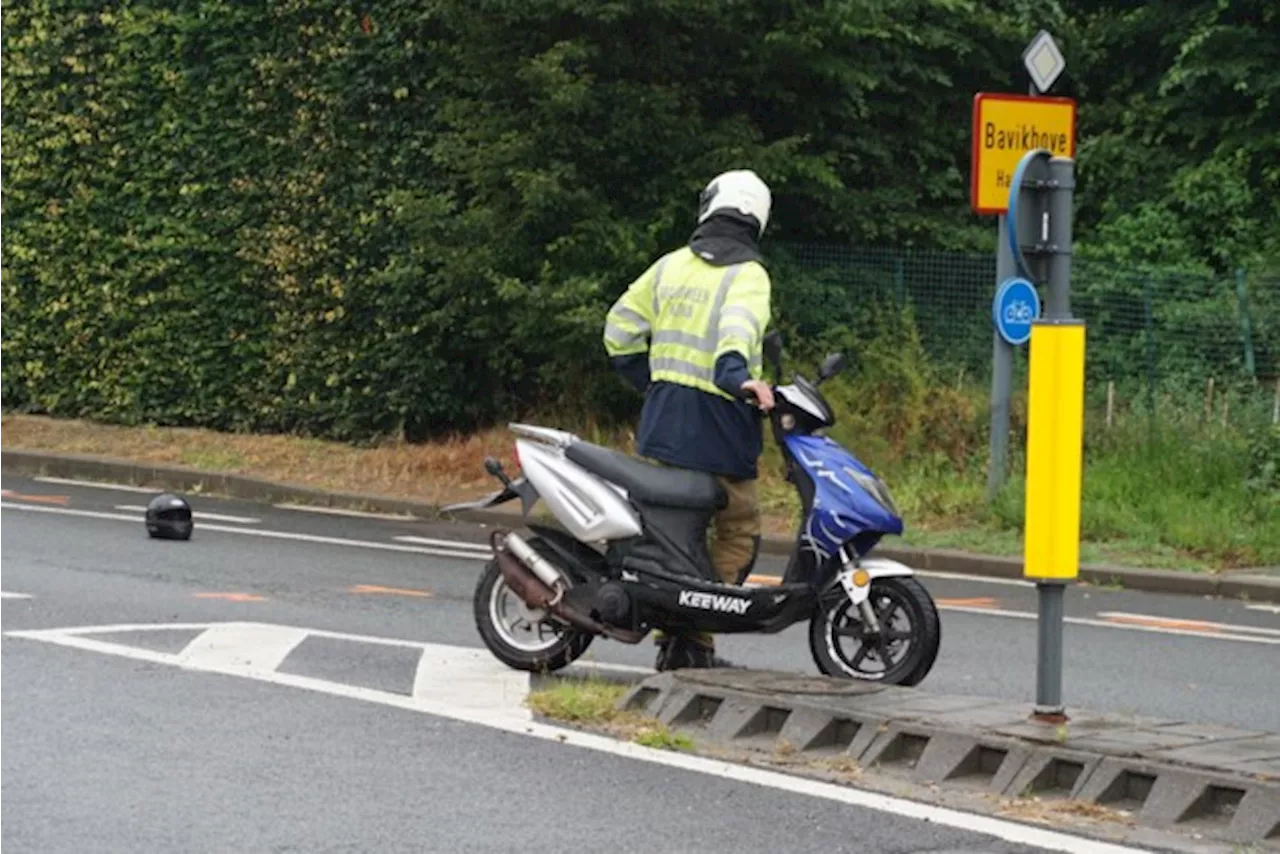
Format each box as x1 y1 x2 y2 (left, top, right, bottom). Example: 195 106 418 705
784 433 904 562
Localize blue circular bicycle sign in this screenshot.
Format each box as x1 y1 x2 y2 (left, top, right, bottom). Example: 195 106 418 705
993 277 1041 346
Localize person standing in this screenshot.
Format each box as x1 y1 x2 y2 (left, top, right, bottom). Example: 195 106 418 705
603 170 775 669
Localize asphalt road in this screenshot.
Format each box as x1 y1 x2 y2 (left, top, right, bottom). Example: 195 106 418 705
3 475 1277 853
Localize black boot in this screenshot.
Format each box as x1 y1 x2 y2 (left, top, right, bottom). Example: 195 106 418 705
655 636 742 671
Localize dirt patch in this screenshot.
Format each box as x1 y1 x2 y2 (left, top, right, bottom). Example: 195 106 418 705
996 795 1137 828
2 413 801 535
2 413 522 506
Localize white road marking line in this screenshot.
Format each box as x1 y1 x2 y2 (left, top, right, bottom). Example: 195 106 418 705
192 523 491 560
275 503 417 521
941 605 1280 645
198 512 260 525
914 569 1034 587
1097 610 1280 638
176 623 309 672
28 623 225 635
40 621 652 680
394 535 491 552
412 644 531 713
114 504 262 525
1 505 142 522
1245 603 1280 615
0 503 491 561
0 591 33 599
31 476 159 494
939 606 1042 620
4 621 1146 854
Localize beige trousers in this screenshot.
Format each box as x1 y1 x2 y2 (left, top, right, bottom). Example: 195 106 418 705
709 476 761 585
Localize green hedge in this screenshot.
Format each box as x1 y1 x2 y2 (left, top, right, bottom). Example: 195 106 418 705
0 1 1019 440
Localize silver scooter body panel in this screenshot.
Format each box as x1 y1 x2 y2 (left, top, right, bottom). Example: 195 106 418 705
515 436 642 543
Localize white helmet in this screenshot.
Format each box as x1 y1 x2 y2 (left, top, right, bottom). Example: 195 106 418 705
697 169 772 236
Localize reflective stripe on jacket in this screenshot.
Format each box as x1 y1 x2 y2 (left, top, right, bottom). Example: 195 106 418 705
604 247 770 400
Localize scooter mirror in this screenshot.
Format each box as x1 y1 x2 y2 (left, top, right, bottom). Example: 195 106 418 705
817 352 847 382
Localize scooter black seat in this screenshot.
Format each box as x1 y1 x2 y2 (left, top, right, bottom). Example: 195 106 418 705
565 442 727 510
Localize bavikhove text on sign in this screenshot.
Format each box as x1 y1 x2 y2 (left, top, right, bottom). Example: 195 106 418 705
982 122 1071 154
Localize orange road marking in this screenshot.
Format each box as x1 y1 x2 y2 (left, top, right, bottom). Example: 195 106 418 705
350 584 433 599
0 490 69 506
193 592 267 602
937 597 999 608
1103 614 1222 633
746 575 782 587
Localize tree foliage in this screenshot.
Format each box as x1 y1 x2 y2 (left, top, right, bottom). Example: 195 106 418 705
2 1 1276 440
1067 0 1280 271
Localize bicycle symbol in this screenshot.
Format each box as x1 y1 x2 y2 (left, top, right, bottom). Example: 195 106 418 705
1004 300 1034 325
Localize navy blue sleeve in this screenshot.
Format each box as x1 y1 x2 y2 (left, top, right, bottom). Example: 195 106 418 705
609 354 650 393
714 352 752 399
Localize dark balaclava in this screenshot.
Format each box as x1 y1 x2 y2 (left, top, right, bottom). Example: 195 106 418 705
688 212 764 267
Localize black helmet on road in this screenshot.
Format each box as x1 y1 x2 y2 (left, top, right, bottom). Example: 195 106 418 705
146 493 193 540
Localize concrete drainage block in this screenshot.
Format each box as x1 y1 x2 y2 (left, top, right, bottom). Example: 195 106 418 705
617 670 1280 847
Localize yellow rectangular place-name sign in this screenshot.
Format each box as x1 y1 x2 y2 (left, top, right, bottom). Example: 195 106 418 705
971 93 1076 215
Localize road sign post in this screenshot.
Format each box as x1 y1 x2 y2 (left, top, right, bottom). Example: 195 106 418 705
971 31 1083 718
986 222 1017 501
972 41 1075 502
988 272 1041 499
1007 147 1083 719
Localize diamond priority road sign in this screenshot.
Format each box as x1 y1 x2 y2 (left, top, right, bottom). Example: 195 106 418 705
970 93 1076 215
1022 30 1066 94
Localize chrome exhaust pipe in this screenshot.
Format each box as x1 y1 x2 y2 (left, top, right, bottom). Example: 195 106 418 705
504 532 564 593
487 530 645 644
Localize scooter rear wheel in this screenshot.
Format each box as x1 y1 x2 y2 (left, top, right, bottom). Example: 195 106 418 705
809 577 941 686
472 538 593 673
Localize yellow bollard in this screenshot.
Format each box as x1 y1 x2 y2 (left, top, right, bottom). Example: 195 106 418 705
1024 320 1086 581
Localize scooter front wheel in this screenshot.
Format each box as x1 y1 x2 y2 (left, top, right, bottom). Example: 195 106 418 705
809 577 941 686
472 541 593 673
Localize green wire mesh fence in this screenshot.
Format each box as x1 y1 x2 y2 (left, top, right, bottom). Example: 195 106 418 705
771 242 1280 425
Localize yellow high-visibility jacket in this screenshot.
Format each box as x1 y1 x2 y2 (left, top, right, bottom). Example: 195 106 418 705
603 246 772 480
604 247 770 398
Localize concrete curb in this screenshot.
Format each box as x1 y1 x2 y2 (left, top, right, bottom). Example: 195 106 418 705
4 448 1278 604
620 669 1280 848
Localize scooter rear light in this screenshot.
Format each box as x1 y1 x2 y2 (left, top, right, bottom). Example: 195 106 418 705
513 442 521 470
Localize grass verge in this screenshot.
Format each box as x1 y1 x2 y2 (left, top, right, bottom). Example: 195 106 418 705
525 678 693 751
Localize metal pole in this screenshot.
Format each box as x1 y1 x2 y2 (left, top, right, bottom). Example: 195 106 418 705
1144 278 1156 427
1236 267 1256 380
1033 156 1076 720
986 214 1016 501
1045 158 1074 319
988 80 1044 502
1036 582 1065 712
